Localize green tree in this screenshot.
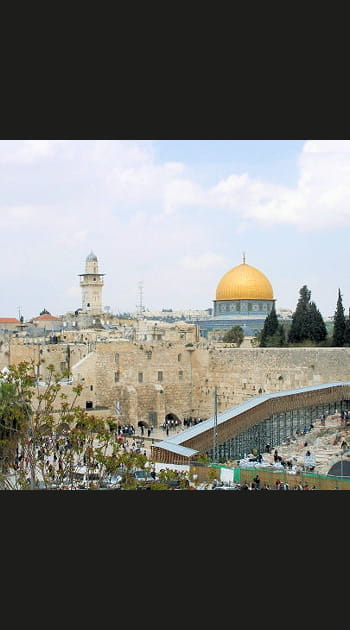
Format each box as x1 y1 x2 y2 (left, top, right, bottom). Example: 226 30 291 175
222 325 244 346
331 289 346 347
308 301 328 344
259 304 285 347
288 285 327 345
344 313 350 346
0 360 149 490
288 285 312 344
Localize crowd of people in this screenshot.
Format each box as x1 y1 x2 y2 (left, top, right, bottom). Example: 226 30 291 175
183 416 205 427
117 423 136 436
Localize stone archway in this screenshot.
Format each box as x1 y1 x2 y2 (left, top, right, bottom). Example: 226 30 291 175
165 412 182 427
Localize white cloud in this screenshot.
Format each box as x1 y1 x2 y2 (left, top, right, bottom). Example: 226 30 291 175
303 140 350 153
2 139 350 318
207 140 350 230
179 252 227 271
163 178 205 215
0 140 55 163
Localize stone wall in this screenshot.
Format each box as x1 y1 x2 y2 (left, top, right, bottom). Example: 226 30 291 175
3 332 350 429
94 340 195 425
0 338 90 380
92 342 350 427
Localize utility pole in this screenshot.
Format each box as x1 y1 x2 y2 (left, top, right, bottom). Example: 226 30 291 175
213 386 218 462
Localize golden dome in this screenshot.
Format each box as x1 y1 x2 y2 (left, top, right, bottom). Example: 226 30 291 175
215 262 274 301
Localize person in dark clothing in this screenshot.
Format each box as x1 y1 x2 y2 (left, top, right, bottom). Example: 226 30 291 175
253 474 261 488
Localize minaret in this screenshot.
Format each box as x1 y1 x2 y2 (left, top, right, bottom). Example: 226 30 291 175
79 251 105 315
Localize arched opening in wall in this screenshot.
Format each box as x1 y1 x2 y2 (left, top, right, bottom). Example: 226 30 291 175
165 412 181 424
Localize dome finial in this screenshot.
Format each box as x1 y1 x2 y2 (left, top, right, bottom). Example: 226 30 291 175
242 251 246 264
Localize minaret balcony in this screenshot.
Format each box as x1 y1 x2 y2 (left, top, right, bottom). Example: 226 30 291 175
80 277 104 287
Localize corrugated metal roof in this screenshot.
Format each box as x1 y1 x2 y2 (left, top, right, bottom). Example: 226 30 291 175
157 382 350 447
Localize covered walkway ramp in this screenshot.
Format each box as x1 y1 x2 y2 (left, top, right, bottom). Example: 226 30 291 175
151 382 350 464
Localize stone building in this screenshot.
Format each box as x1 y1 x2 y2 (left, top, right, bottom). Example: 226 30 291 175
30 312 62 332
2 321 350 431
0 318 21 333
79 250 105 315
2 251 348 433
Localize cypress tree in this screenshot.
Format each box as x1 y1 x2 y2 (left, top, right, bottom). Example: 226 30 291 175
332 289 346 347
288 285 312 344
344 316 350 346
260 304 285 346
276 323 286 346
260 304 278 346
308 301 327 343
288 285 326 345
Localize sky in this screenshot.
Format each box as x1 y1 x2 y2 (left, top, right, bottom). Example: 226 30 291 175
1 138 350 321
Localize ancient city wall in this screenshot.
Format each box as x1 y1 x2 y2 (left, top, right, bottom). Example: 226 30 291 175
0 338 90 381
93 343 350 426
3 334 350 428
94 340 196 424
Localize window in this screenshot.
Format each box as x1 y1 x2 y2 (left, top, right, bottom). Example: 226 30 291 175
90 385 93 391
179 370 183 380
146 351 152 359
115 353 119 363
178 353 182 362
114 372 119 382
138 372 143 383
158 371 163 382
148 412 157 424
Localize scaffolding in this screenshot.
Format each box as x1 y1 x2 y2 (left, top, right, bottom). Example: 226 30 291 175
206 398 350 462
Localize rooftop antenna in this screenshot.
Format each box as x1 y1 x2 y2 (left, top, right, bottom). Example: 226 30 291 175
137 281 145 319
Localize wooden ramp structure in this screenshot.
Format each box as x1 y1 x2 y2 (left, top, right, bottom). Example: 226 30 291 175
151 382 350 464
